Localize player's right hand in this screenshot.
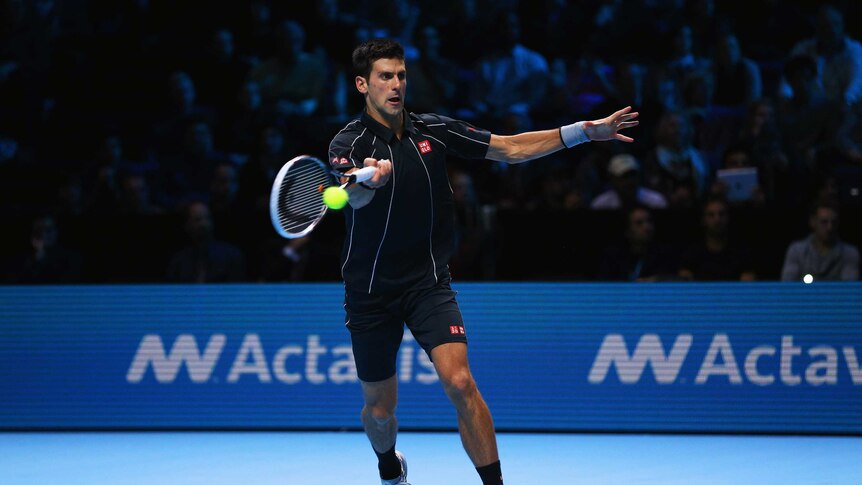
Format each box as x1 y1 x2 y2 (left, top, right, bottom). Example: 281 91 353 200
362 158 392 189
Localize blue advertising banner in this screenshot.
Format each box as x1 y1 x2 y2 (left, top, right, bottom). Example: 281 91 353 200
1 283 860 433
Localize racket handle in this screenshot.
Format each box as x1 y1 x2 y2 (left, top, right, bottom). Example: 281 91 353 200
350 166 378 184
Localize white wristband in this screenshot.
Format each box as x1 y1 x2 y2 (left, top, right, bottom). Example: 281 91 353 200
560 121 589 148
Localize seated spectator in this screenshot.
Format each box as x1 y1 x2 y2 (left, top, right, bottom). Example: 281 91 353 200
303 0 358 62
372 0 421 59
406 25 457 115
591 154 668 210
781 198 859 281
117 172 164 215
166 200 246 283
712 33 762 107
238 125 294 214
837 93 862 165
151 71 218 156
208 161 240 218
708 144 766 207
735 99 788 203
256 236 311 282
246 20 325 120
778 56 840 203
643 110 709 208
679 196 756 281
158 120 233 207
470 9 549 128
4 215 82 284
656 24 711 110
780 5 862 106
597 205 679 282
84 135 157 214
190 28 252 115
448 168 493 280
225 81 277 155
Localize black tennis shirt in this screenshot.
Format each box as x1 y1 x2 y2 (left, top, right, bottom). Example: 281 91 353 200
328 110 492 294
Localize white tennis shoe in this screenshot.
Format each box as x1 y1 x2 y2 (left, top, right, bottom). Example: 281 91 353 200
380 450 410 485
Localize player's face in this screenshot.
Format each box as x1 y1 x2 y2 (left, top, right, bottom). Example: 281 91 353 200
358 58 406 128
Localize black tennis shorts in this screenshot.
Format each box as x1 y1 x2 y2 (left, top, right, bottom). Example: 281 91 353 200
344 281 467 382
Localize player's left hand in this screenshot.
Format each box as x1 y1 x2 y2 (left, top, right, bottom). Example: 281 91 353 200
584 106 640 143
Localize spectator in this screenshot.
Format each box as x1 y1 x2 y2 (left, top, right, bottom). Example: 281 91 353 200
158 120 232 207
470 9 549 128
150 70 218 157
656 24 711 110
84 135 156 214
405 25 457 115
435 0 485 66
238 125 294 214
712 33 762 107
4 215 82 284
597 205 679 281
208 161 241 219
778 56 840 202
117 172 163 215
679 196 756 281
643 110 710 208
256 236 311 282
448 168 492 280
236 0 276 62
190 28 252 115
836 94 862 165
729 99 787 205
166 200 246 283
225 80 276 155
373 0 421 59
781 5 862 106
303 0 358 62
591 154 668 210
246 20 325 120
708 143 766 207
781 198 860 281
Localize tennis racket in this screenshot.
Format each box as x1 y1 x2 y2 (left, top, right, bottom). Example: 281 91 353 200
269 155 377 239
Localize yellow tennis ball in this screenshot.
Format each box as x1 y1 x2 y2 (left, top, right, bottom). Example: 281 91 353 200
322 186 349 210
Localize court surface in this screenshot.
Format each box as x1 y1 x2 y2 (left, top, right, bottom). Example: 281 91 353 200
2 431 860 484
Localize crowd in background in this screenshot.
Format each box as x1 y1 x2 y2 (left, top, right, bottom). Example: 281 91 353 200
1 0 860 284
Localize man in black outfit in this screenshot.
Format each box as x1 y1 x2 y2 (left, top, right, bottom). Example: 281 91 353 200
330 38 638 485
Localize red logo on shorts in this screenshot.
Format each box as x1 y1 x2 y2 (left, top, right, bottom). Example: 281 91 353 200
449 325 465 335
418 140 432 154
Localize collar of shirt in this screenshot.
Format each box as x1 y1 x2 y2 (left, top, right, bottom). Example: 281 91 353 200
805 234 845 256
360 109 418 143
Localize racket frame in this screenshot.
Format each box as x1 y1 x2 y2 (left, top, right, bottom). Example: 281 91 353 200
269 155 376 239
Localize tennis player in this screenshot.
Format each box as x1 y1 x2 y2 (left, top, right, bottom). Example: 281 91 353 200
329 38 638 485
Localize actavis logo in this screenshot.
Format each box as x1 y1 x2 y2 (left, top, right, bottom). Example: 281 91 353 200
588 333 862 386
126 333 437 384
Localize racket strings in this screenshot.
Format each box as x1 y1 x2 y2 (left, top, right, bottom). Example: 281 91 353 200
277 162 330 233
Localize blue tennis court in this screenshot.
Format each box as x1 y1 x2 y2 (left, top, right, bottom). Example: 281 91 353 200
3 431 860 484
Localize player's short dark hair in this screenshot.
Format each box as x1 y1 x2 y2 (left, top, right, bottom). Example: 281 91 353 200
352 38 404 79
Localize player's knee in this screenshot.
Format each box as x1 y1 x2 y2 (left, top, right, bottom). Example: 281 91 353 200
364 404 395 425
441 370 476 399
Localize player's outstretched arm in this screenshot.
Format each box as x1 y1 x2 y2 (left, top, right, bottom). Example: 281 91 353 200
581 106 640 143
486 106 639 164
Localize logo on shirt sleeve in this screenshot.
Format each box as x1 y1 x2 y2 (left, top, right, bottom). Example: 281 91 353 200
418 140 432 154
449 325 465 335
331 156 352 167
